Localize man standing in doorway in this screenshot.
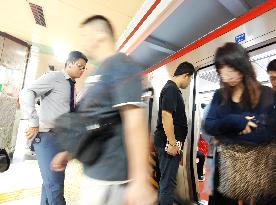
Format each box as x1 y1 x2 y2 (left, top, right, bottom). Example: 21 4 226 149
267 59 276 91
51 15 156 205
20 51 87 205
154 62 195 205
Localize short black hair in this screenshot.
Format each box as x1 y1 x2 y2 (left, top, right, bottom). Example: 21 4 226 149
174 61 195 76
65 51 88 67
81 15 114 39
267 59 276 72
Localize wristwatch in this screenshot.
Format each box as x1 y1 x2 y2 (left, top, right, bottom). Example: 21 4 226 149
168 141 177 146
165 140 182 152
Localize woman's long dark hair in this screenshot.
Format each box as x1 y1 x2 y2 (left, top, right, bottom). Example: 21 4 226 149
214 42 261 109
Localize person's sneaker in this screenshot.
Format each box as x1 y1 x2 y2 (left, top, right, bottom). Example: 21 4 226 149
198 176 205 182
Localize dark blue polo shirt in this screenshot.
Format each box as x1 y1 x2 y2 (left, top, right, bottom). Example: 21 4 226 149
80 53 143 181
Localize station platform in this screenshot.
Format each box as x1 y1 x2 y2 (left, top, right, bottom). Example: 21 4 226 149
0 158 83 204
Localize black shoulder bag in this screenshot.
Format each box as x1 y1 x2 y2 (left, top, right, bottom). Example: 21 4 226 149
53 108 121 166
53 72 122 166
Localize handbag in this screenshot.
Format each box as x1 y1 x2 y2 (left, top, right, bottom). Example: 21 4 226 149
53 109 121 165
0 148 10 172
217 142 276 201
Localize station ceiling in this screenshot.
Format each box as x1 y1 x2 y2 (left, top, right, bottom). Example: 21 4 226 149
0 0 145 54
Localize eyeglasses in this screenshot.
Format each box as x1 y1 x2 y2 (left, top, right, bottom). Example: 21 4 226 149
75 63 86 71
269 76 276 81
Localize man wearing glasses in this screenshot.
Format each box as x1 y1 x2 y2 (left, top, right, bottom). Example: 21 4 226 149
20 51 87 205
267 59 276 91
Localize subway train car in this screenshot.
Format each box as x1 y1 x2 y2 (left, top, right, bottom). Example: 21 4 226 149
133 1 276 204
140 3 276 205
0 0 275 204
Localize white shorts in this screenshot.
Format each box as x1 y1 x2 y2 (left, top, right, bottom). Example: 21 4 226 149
78 175 127 205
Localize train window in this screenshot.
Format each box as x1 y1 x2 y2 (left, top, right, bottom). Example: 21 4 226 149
250 43 276 86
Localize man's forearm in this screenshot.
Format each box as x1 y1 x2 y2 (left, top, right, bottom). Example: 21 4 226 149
162 111 176 145
122 106 150 182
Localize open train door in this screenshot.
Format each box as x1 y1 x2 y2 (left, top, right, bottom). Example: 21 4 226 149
142 83 198 205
